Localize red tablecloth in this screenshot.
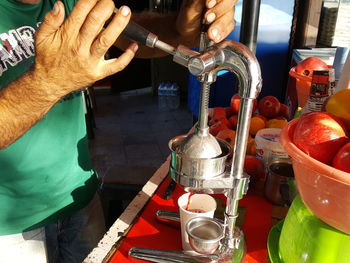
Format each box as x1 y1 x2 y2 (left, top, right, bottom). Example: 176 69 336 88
109 177 272 263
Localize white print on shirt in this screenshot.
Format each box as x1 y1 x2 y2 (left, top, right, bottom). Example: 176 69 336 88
0 26 36 76
0 23 80 103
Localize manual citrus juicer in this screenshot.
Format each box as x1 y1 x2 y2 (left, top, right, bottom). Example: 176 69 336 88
121 18 262 262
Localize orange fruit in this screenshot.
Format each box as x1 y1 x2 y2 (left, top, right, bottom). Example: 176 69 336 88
266 118 288 129
216 129 236 148
249 116 266 135
246 136 256 156
325 89 350 129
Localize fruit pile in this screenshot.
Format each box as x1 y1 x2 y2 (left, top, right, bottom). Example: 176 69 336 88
208 93 289 153
292 89 350 173
207 93 290 181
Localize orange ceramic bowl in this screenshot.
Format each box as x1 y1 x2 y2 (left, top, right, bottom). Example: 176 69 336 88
280 118 350 234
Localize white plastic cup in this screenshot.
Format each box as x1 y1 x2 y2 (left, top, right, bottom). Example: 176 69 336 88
177 193 217 251
255 128 289 168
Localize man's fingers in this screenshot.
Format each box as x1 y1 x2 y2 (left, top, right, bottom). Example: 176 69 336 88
79 0 115 49
90 6 131 57
36 1 65 41
206 0 217 9
204 0 236 42
101 42 138 78
206 0 238 10
205 0 236 24
63 0 99 36
208 9 235 42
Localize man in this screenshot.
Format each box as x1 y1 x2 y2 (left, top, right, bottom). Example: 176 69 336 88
0 0 236 262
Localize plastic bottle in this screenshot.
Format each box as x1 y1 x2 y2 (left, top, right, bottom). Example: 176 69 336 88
157 82 167 111
302 68 335 114
168 82 180 109
164 82 171 110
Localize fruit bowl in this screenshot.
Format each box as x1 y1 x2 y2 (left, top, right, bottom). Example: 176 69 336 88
280 118 350 234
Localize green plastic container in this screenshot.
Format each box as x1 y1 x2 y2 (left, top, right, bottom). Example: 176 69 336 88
268 196 350 263
267 220 283 263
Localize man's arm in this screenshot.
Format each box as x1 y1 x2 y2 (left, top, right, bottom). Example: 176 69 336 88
0 70 64 149
115 0 237 58
0 0 137 149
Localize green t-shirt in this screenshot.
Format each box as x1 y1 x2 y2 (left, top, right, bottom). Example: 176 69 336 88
0 0 98 235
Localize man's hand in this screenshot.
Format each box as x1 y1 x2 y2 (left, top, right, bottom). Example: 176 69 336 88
34 0 138 96
0 0 139 149
176 0 237 44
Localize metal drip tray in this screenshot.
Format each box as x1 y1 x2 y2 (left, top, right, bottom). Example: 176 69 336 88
169 166 231 194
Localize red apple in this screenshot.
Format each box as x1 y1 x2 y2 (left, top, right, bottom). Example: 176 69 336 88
225 107 235 119
208 107 226 119
209 121 229 136
209 117 231 130
295 57 328 78
278 104 290 119
293 112 349 164
228 115 239 129
332 142 350 173
230 93 257 114
230 94 241 113
258 96 281 118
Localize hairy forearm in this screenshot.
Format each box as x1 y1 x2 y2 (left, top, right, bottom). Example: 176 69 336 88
0 69 64 149
115 12 198 58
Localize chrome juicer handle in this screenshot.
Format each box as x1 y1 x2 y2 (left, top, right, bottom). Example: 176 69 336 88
109 9 200 67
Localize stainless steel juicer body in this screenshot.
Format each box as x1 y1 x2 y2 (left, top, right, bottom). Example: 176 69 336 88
168 40 262 262
124 21 262 263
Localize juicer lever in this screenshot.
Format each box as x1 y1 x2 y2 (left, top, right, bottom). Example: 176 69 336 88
106 9 156 48
122 20 158 48
122 20 201 68
106 9 178 56
122 20 181 56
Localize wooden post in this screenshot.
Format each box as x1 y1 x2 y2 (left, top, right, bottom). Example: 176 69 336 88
294 0 323 48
